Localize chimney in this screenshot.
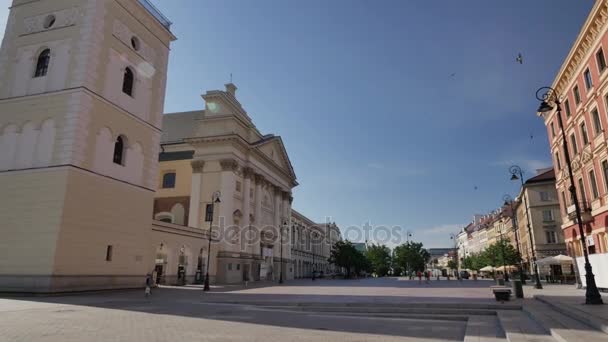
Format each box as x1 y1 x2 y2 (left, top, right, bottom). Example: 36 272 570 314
225 83 237 97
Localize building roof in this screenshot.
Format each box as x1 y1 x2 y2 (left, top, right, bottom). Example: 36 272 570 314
161 111 203 143
525 168 555 185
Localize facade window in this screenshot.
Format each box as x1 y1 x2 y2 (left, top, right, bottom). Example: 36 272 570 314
545 231 557 244
542 210 554 222
113 136 125 165
162 172 176 188
550 122 556 138
540 191 550 201
236 264 240 271
574 85 581 104
106 245 113 261
603 160 608 191
584 68 593 89
131 36 140 51
565 99 572 117
570 133 578 155
561 191 568 208
228 263 232 271
43 15 56 29
592 109 602 135
580 122 589 145
34 49 51 78
555 152 562 170
579 178 587 203
598 48 607 72
236 181 242 192
590 169 599 199
122 67 134 96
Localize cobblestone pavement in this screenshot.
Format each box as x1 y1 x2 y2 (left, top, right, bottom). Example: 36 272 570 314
0 278 509 342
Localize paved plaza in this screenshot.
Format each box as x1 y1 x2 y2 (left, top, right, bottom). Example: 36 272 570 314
1 278 606 342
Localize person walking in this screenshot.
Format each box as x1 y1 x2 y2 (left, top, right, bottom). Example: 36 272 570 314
417 271 422 284
145 273 152 297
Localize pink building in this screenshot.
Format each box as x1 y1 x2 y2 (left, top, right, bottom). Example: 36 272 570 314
540 0 608 290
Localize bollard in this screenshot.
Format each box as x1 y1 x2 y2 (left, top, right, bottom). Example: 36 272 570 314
512 280 524 298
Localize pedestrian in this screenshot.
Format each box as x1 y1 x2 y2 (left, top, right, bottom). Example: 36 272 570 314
145 273 152 297
417 271 422 284
426 270 431 284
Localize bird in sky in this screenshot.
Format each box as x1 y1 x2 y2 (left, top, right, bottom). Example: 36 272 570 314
449 73 456 78
474 186 478 191
516 53 523 64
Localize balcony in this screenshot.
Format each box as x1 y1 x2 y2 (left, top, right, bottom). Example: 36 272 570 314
137 0 172 30
566 201 593 223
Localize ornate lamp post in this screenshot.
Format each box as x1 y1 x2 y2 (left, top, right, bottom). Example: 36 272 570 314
203 191 221 292
503 194 526 285
509 165 543 289
536 87 603 304
405 231 412 279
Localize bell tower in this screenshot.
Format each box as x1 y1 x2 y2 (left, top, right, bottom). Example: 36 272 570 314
0 0 176 292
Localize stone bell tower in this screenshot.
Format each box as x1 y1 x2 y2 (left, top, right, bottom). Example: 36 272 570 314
0 0 175 292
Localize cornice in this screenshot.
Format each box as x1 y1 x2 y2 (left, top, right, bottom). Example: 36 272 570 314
553 1 608 97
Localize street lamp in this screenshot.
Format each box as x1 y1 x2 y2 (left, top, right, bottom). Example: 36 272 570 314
203 191 221 292
450 233 460 280
406 231 412 279
536 87 603 304
509 165 543 290
279 219 286 284
503 194 526 285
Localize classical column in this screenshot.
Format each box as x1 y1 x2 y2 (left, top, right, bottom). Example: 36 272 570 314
282 191 292 261
188 160 205 228
219 159 238 252
242 167 253 254
254 174 264 255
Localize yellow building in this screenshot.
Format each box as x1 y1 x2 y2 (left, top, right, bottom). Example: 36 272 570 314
0 0 175 292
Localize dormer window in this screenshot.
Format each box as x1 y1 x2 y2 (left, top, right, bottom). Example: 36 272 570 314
34 49 51 78
122 67 134 97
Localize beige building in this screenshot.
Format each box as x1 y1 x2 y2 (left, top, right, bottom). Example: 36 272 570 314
154 83 298 285
290 212 341 278
0 0 176 292
513 169 567 276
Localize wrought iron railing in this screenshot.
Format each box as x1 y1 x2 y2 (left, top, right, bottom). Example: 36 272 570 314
137 0 172 30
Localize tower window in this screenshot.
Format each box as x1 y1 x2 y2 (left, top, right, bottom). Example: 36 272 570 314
162 172 176 188
43 15 56 29
122 67 134 97
113 136 125 165
131 36 140 51
34 49 51 78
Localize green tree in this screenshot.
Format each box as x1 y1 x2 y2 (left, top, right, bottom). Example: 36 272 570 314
447 259 457 270
393 241 430 275
328 241 370 278
365 244 392 277
481 240 521 267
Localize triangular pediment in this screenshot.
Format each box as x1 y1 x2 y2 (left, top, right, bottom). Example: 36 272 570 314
253 136 296 181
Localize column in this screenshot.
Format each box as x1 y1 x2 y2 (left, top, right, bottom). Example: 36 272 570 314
242 167 253 254
254 174 264 254
188 160 204 228
219 159 238 252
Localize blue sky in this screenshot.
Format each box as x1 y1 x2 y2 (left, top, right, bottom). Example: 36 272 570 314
0 0 595 248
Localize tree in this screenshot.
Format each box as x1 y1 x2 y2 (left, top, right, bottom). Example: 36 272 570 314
481 240 521 268
393 241 430 276
328 240 370 278
365 244 392 277
447 260 457 270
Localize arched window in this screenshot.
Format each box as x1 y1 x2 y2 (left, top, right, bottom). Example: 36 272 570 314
34 49 51 78
162 172 176 188
113 136 125 165
122 67 134 96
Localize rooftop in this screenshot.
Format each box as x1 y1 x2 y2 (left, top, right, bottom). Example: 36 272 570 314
137 0 172 30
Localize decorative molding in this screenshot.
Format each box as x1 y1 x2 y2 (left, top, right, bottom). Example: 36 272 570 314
220 158 238 172
254 173 265 184
190 160 205 173
22 8 79 35
242 166 254 178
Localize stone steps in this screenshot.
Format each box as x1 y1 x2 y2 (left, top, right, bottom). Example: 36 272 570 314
523 300 607 342
259 304 500 316
535 296 608 335
497 310 557 342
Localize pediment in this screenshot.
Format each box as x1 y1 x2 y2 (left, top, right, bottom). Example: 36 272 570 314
253 136 296 181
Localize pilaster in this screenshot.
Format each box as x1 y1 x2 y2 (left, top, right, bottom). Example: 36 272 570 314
188 160 204 228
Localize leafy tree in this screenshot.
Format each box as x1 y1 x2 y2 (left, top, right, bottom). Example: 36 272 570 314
393 241 430 275
328 240 370 278
365 244 392 277
447 260 457 270
481 240 521 267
